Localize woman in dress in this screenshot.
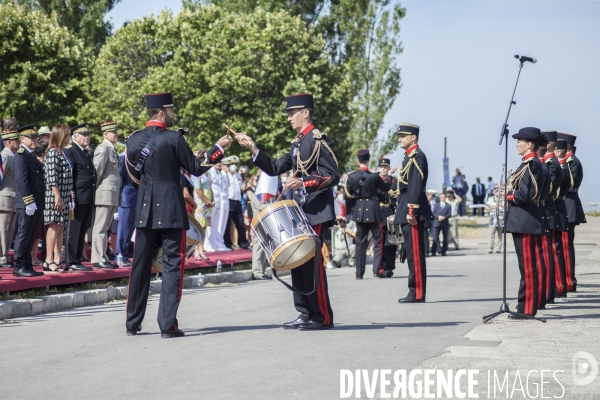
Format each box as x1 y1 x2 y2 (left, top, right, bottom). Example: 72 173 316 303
43 124 73 273
191 151 214 260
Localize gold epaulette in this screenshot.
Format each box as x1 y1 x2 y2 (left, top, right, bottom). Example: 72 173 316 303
125 130 140 142
17 148 24 154
567 156 573 163
313 129 324 139
64 144 72 149
523 157 534 164
408 148 418 158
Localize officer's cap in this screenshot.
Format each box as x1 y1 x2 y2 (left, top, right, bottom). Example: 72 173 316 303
146 93 174 109
555 139 568 150
18 124 40 137
100 121 118 133
396 123 420 137
557 132 576 146
357 149 370 162
282 94 314 112
542 130 557 142
512 127 542 142
378 158 390 167
72 123 92 135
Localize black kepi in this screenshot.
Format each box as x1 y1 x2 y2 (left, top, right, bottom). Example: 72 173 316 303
396 123 420 137
72 123 91 135
557 132 576 146
282 94 314 112
357 149 370 162
378 158 390 167
146 93 174 109
17 124 40 137
542 130 557 142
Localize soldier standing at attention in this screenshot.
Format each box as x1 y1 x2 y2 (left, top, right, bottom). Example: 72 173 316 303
504 127 545 319
392 123 433 303
344 150 389 279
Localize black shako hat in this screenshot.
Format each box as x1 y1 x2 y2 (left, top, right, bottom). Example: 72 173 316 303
557 132 576 146
18 124 40 137
146 93 174 109
396 123 420 137
282 94 314 112
357 149 370 162
512 127 542 141
542 130 558 142
555 139 568 150
72 123 91 135
378 158 390 167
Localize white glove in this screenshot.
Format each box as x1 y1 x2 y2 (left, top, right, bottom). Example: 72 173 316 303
25 203 37 216
114 212 119 221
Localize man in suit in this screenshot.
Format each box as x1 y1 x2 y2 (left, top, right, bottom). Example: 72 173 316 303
63 123 96 271
505 127 545 319
471 177 486 216
392 123 433 303
116 144 137 266
0 128 21 269
235 93 339 330
557 132 585 292
91 121 121 269
125 92 230 338
344 150 389 279
12 125 45 277
431 193 451 256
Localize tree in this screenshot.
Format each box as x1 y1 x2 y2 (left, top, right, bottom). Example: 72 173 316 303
6 0 121 52
207 0 406 169
0 2 92 126
79 6 353 164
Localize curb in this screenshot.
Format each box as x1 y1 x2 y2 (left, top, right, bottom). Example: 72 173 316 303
0 269 267 320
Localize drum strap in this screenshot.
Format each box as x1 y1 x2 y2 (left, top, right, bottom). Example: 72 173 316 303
272 237 322 296
353 171 368 197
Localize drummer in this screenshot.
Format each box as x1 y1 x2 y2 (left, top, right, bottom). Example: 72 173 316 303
235 93 339 331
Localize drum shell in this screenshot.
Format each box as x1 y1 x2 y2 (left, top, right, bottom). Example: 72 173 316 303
152 214 203 273
386 215 404 246
252 200 317 271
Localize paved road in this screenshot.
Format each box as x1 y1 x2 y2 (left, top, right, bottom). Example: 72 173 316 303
1 218 598 399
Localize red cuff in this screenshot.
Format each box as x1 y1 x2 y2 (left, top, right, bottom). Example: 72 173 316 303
506 191 514 202
304 179 318 187
210 149 223 162
408 204 414 216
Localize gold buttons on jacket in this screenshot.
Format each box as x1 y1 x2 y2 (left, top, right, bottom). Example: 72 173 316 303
158 222 162 225
140 220 142 224
157 203 160 207
143 204 146 207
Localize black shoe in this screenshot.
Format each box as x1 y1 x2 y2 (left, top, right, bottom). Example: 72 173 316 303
385 270 394 278
161 329 185 338
430 253 436 257
126 325 143 336
398 295 425 303
68 263 93 272
441 253 447 256
121 258 132 267
538 305 546 310
568 288 577 292
298 320 334 331
241 246 250 251
282 317 307 329
555 293 567 298
546 300 555 304
508 313 533 320
94 262 116 269
356 275 363 280
1 262 14 268
13 267 44 277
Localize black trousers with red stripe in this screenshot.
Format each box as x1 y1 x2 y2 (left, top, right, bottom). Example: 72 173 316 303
553 230 567 295
512 233 538 316
566 223 578 291
126 228 186 333
401 221 427 301
291 224 333 325
543 232 556 303
354 221 383 277
535 235 546 309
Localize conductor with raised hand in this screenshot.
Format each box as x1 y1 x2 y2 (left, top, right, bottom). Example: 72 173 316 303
125 92 231 338
235 94 339 331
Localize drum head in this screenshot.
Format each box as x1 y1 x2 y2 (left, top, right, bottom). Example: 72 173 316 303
271 236 316 271
187 213 202 244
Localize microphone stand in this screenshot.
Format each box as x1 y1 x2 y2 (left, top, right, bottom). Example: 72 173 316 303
482 60 546 323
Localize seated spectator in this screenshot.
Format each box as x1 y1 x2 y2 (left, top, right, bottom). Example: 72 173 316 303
326 216 356 269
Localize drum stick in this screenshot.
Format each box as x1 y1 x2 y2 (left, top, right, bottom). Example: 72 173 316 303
222 123 250 146
225 120 232 140
276 170 300 202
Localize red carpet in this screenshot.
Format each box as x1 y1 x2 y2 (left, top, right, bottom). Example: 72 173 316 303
0 250 251 293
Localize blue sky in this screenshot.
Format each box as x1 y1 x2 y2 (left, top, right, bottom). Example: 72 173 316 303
106 0 600 202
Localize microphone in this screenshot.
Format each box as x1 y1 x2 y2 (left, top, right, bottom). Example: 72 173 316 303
514 54 537 64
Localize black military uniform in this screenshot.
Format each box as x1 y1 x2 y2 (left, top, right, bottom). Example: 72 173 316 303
63 123 96 271
555 139 571 297
378 158 398 277
253 94 339 330
504 128 545 318
343 150 389 279
392 124 433 303
535 148 550 310
12 125 45 277
125 93 224 337
541 131 564 303
557 133 585 292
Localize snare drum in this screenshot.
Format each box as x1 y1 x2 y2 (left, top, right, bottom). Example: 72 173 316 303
252 200 317 271
386 215 404 245
152 214 203 273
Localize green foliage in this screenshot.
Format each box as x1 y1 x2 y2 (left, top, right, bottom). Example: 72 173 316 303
80 6 353 164
0 2 92 126
7 0 121 52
